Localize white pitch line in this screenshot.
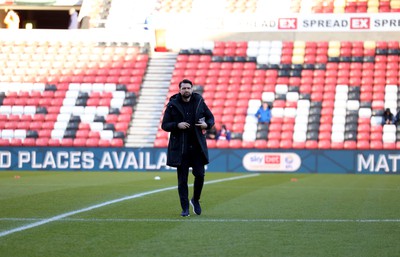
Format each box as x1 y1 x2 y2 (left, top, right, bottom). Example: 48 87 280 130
1 218 400 223
0 173 259 238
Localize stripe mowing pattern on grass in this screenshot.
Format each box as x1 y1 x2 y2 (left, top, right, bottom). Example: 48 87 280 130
0 172 399 257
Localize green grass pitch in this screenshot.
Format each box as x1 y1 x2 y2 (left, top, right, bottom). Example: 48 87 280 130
0 171 399 257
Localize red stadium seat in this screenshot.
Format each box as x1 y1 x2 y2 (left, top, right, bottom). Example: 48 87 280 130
73 138 87 147
216 140 229 148
356 140 369 149
370 132 382 141
383 142 396 150
254 140 267 149
330 142 344 149
305 140 318 149
318 132 331 141
111 138 124 147
23 138 36 147
228 140 242 148
17 121 30 130
267 140 280 148
86 138 99 147
357 132 370 141
60 138 73 147
370 126 383 133
9 138 22 146
292 141 305 149
318 140 331 149
48 139 60 147
154 138 168 148
370 140 383 149
344 141 357 149
206 139 216 148
34 138 48 147
241 141 255 148
98 139 111 148
280 140 292 149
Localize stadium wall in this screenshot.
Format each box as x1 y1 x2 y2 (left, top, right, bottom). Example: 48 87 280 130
0 147 398 175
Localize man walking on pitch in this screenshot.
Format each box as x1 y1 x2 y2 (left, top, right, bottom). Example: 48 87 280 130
162 79 215 217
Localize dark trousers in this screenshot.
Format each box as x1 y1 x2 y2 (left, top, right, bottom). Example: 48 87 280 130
177 151 205 210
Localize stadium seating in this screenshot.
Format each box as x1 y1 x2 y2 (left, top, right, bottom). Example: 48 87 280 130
290 0 400 13
0 40 148 147
155 39 400 150
148 0 400 15
86 0 112 28
225 0 258 13
152 0 273 14
154 0 194 13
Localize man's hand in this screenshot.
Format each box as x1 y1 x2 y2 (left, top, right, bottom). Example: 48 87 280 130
178 122 190 129
195 120 207 129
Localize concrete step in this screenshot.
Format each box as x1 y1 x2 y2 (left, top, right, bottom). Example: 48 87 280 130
140 90 169 96
130 118 159 124
128 119 160 127
130 121 159 126
129 131 158 136
134 108 163 114
129 126 158 132
128 128 158 134
143 74 172 81
151 52 178 59
142 81 170 87
137 99 165 106
148 59 176 66
133 107 162 113
126 142 153 146
135 102 164 109
140 86 170 92
140 91 168 96
138 94 167 100
130 117 159 124
140 92 167 98
132 110 162 117
125 50 174 146
146 66 175 73
125 141 154 146
129 120 159 128
138 93 167 99
128 136 155 142
128 133 157 139
126 134 157 140
126 143 153 146
125 136 156 143
140 86 169 92
138 99 166 104
141 83 169 89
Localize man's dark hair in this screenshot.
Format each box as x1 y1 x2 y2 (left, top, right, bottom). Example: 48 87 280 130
179 79 193 88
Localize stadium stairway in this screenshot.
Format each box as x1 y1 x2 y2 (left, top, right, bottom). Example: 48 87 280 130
125 52 177 147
